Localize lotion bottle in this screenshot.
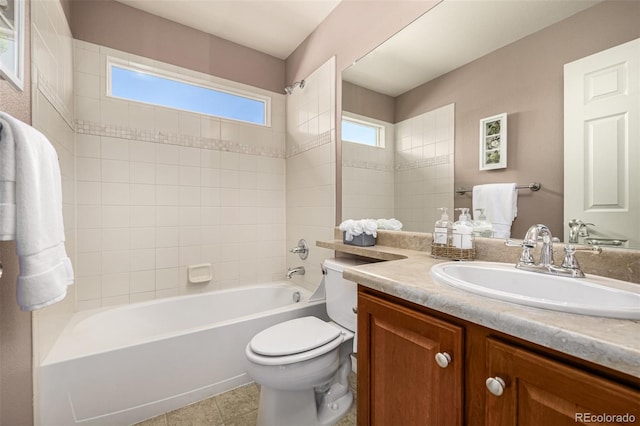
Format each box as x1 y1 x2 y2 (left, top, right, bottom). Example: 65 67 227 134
473 208 493 238
433 208 452 247
452 208 474 249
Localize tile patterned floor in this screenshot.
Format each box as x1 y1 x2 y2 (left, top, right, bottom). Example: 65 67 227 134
135 373 357 426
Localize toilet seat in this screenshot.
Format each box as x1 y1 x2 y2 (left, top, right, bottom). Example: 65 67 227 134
251 316 341 356
246 317 352 366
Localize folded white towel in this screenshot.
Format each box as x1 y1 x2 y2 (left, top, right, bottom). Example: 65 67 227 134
0 112 74 311
339 219 378 241
0 121 16 240
376 218 403 231
472 183 518 239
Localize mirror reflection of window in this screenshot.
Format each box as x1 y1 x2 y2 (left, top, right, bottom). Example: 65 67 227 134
342 115 385 147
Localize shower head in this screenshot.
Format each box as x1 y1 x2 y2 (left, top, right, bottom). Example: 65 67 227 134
284 79 305 95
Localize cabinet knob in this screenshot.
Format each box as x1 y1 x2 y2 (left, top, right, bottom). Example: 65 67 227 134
435 352 452 368
485 377 506 396
352 306 358 314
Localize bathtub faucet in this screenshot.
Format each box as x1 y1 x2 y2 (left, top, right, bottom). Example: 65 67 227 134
286 266 305 279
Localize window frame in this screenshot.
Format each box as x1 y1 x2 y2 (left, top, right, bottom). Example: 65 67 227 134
106 57 272 127
342 114 386 148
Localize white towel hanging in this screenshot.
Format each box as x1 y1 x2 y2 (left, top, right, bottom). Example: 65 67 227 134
472 183 518 239
0 112 74 311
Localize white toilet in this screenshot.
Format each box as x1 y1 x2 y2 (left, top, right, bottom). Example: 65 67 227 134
245 257 365 426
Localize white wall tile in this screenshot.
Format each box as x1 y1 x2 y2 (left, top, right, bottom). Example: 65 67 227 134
129 104 156 131
102 250 130 274
102 159 130 183
130 162 155 184
101 137 129 160
179 166 201 186
129 141 155 163
77 181 101 205
131 248 156 271
101 272 130 297
101 205 130 228
76 134 101 158
155 227 179 248
155 267 179 290
101 182 130 205
156 206 180 227
130 270 156 293
131 184 156 206
155 164 179 185
77 228 101 253
101 228 129 251
130 227 156 249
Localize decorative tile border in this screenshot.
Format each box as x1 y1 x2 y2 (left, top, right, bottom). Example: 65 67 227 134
286 130 334 158
395 153 453 171
75 119 287 158
342 159 394 172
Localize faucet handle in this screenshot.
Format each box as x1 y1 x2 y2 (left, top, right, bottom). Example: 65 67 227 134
560 244 602 275
578 222 595 237
504 239 525 247
504 239 535 264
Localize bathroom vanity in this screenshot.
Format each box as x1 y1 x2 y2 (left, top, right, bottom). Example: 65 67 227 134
358 287 638 425
317 231 640 425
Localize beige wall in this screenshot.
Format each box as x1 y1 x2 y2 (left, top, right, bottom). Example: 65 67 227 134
395 0 640 238
0 0 33 422
69 0 285 94
342 81 394 124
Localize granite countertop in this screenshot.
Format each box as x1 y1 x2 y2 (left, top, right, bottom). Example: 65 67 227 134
318 239 640 379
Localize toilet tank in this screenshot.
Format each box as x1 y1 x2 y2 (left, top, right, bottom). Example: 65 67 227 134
323 257 369 332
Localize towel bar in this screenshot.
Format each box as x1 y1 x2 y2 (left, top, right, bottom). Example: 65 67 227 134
455 182 541 195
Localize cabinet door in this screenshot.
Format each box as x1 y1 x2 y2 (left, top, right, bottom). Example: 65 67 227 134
358 292 463 426
485 338 640 425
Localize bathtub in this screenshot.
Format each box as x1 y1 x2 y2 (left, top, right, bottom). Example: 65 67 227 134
38 282 328 426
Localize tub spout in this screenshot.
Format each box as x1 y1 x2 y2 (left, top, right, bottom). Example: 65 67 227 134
287 266 305 279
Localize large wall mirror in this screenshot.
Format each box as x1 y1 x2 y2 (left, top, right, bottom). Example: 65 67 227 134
341 0 639 248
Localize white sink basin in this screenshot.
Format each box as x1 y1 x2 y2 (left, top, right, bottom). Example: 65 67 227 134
430 262 640 319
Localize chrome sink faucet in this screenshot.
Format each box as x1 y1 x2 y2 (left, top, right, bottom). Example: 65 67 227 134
286 266 305 279
522 224 555 267
568 219 594 244
506 224 601 277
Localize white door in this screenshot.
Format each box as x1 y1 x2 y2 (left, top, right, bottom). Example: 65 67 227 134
564 38 640 248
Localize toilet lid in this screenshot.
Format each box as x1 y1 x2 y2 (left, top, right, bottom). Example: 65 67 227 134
250 316 342 356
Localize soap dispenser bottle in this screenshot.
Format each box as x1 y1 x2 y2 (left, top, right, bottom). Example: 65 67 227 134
452 208 474 250
432 208 452 256
473 208 493 238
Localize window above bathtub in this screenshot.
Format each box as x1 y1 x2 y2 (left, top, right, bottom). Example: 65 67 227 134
106 57 271 127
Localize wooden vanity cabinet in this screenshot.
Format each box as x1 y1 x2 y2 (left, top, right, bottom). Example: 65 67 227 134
357 291 464 426
357 287 640 426
485 339 640 426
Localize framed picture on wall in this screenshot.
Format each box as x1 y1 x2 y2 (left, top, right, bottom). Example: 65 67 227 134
479 113 507 170
0 0 25 91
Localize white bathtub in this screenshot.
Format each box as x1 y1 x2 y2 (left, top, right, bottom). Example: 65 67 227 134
38 282 328 426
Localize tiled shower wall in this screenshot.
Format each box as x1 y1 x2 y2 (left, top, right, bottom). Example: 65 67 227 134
394 103 455 232
341 104 454 232
73 40 288 309
285 57 336 292
341 113 395 221
30 0 76 381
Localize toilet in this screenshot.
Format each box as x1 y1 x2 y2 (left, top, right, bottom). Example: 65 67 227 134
245 257 365 426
